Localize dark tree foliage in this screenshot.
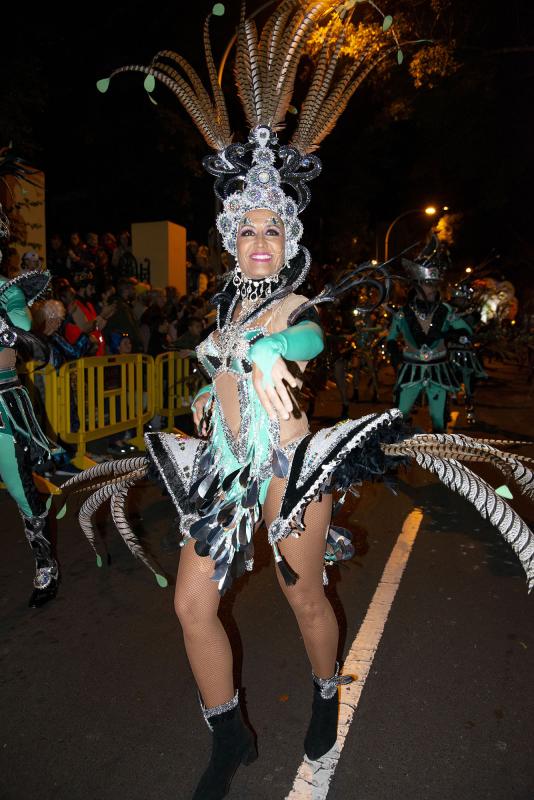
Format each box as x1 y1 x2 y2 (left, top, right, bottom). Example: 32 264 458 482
0 0 532 289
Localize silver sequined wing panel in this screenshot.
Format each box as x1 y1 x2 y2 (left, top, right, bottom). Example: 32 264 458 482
268 409 403 544
145 432 206 517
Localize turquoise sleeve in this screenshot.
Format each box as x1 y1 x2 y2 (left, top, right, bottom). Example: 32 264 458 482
386 314 401 342
249 321 324 387
5 285 31 331
449 315 473 335
190 383 212 412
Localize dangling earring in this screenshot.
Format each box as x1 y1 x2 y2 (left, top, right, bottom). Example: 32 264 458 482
232 266 243 291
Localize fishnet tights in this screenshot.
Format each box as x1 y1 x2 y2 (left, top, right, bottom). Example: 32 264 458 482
174 476 338 708
263 477 338 680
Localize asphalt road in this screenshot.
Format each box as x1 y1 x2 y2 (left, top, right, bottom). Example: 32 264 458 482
1 363 533 800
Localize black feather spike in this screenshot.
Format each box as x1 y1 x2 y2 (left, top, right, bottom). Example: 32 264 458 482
272 448 290 479
238 514 250 546
239 463 251 488
222 468 241 492
242 480 259 509
195 539 211 557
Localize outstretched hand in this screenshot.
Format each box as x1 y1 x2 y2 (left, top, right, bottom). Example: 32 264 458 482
253 357 298 422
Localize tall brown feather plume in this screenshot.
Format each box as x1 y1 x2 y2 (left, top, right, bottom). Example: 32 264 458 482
245 18 263 123
258 0 297 92
108 64 228 151
203 14 232 137
235 5 263 127
259 0 300 127
291 20 346 148
270 2 326 129
152 49 215 113
291 37 385 153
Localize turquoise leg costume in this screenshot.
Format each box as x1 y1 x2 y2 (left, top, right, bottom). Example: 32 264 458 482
0 273 58 607
387 300 471 432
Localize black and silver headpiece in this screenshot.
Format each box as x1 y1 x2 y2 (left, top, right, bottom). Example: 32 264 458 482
207 125 320 260
402 234 451 284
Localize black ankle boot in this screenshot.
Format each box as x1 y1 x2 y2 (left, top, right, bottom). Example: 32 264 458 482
23 514 60 608
28 568 59 608
192 691 257 800
304 664 353 761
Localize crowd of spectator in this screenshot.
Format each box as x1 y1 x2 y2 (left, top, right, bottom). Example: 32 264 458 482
4 230 223 463
21 230 221 365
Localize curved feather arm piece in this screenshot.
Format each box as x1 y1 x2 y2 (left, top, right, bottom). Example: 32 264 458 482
287 260 391 324
110 489 168 587
77 481 132 561
390 433 534 499
72 469 149 498
77 473 167 585
61 456 148 492
399 453 534 592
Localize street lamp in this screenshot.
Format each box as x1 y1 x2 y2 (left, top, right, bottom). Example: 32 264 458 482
384 205 444 261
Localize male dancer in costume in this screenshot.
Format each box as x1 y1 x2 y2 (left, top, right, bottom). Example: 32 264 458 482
0 204 59 607
386 235 472 431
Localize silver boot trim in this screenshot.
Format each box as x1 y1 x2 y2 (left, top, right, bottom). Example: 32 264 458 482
312 662 354 700
198 689 239 731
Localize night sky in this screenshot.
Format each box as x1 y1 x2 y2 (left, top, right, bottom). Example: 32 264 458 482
1 0 533 292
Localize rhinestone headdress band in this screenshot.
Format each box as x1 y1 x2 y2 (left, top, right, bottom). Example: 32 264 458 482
205 125 321 261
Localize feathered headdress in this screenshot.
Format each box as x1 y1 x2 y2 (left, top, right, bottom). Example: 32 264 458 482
97 1 403 265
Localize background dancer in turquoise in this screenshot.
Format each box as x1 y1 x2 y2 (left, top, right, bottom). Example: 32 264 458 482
387 235 472 432
0 204 58 608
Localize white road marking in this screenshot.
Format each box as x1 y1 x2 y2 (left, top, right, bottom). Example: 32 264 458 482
285 508 424 800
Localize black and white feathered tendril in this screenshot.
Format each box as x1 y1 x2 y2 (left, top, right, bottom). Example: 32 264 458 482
382 434 534 591
60 457 168 587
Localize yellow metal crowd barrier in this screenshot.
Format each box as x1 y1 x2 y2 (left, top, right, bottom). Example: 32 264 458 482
154 351 203 431
59 354 154 467
19 353 200 469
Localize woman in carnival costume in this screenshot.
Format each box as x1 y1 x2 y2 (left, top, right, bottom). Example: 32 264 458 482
61 3 534 797
0 204 59 608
